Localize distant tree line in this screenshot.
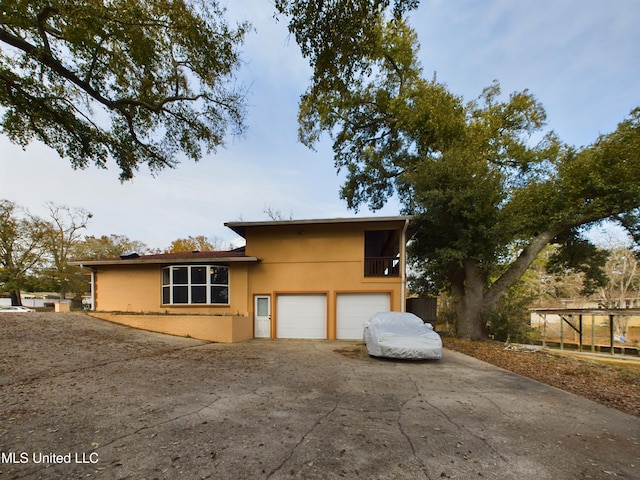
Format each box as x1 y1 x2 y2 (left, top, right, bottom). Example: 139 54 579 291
0 199 226 306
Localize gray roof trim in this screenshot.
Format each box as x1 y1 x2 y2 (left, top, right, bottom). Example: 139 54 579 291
225 215 412 238
70 256 259 267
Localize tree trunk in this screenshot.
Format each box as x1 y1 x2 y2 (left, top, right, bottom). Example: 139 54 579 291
450 228 565 341
10 290 22 306
452 259 490 341
455 296 488 340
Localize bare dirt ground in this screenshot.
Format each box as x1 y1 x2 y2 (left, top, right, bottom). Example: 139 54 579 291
443 337 640 417
1 312 639 479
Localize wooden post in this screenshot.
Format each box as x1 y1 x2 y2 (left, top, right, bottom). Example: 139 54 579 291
610 314 615 354
578 314 583 352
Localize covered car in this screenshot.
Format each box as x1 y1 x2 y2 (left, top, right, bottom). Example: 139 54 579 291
363 312 442 360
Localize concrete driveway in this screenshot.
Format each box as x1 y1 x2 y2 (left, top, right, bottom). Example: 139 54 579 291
0 313 638 479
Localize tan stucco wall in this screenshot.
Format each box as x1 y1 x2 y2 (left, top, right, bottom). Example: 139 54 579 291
87 219 406 341
243 220 406 339
91 313 253 343
93 263 250 316
244 221 404 300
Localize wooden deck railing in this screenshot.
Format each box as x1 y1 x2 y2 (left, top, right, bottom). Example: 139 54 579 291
364 257 400 277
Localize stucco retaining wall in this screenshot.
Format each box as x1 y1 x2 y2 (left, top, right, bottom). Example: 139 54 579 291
90 313 253 343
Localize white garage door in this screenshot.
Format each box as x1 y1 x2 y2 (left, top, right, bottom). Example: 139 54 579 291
276 294 327 339
337 293 391 340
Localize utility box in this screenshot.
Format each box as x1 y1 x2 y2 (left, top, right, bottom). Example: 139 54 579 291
55 300 71 313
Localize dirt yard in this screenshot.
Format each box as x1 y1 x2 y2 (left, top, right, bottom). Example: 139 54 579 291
1 312 639 479
443 337 640 417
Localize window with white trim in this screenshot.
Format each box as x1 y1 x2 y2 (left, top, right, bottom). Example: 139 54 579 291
162 265 229 305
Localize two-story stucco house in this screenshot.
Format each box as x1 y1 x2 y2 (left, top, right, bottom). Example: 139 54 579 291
73 216 411 342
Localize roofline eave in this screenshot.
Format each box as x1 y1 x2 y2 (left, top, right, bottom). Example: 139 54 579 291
70 256 260 267
225 215 413 238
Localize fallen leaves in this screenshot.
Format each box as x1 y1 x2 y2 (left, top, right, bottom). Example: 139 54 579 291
443 338 640 417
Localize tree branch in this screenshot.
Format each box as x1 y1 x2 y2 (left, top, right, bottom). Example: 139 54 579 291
484 227 563 310
0 27 115 105
0 26 200 116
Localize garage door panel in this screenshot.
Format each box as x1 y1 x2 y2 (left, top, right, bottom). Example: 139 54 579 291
277 294 327 339
337 293 390 340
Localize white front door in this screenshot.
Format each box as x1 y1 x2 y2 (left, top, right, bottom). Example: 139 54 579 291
254 295 271 338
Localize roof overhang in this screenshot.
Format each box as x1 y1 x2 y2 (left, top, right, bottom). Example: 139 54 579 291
70 255 259 267
225 215 413 238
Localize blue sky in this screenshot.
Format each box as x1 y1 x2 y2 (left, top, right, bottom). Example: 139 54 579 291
1 0 639 249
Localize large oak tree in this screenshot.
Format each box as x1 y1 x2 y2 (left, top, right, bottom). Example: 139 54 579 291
0 0 249 179
287 17 640 340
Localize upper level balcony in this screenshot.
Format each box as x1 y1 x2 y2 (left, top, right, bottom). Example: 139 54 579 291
364 256 400 277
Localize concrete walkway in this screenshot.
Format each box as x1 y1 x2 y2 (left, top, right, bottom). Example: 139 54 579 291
0 313 638 479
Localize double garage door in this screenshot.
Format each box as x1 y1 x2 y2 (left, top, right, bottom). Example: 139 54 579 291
276 293 390 340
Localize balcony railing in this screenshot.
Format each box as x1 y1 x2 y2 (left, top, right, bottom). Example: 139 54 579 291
364 257 400 277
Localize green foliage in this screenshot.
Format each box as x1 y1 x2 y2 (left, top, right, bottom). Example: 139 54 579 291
0 199 96 300
405 80 563 298
546 230 609 296
0 199 48 303
616 209 640 255
165 235 220 253
524 244 587 302
285 9 640 339
428 293 457 337
74 234 150 259
485 281 536 343
0 0 249 179
275 0 419 102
